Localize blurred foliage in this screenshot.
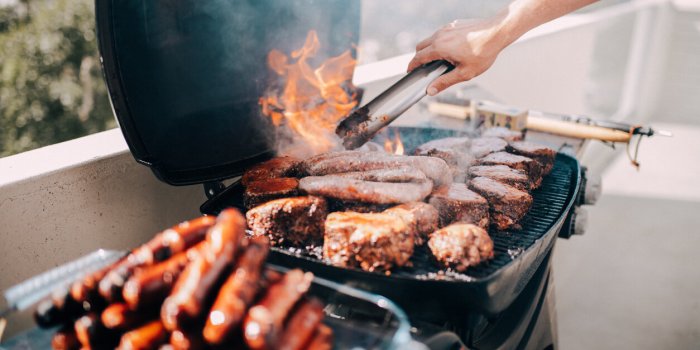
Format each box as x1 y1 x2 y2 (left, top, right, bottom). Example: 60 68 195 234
0 0 114 157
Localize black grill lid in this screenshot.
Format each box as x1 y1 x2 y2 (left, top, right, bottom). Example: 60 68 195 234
96 0 360 185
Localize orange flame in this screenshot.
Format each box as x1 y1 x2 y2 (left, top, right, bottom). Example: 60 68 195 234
260 31 359 157
383 130 405 155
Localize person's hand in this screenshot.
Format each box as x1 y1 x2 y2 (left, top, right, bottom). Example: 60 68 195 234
407 18 508 96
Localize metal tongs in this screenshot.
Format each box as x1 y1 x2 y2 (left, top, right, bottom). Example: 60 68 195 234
336 60 453 149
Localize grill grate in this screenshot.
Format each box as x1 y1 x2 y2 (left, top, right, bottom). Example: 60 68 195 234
271 153 574 282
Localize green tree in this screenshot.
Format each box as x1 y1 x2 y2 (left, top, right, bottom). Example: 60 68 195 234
0 0 114 157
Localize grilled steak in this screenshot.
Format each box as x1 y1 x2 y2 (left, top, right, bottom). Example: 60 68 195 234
468 177 532 230
507 141 556 175
428 223 494 272
478 151 543 188
323 212 414 272
470 137 507 159
481 127 523 142
384 202 440 245
246 196 327 246
468 165 530 191
241 156 301 186
299 176 433 204
303 152 452 186
327 199 392 213
243 178 299 209
428 183 489 229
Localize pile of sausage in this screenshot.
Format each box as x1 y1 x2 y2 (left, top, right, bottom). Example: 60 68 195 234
34 209 332 350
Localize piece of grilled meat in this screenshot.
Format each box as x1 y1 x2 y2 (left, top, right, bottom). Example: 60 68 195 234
470 137 508 159
428 183 490 229
323 211 414 272
478 151 543 188
246 196 327 246
468 176 532 230
507 141 556 175
303 151 452 186
468 165 530 191
428 223 494 272
384 202 440 245
299 175 433 204
243 177 299 209
241 156 302 186
481 127 523 142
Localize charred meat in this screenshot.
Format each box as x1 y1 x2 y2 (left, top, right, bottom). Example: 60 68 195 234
384 202 440 245
469 176 532 230
243 177 299 209
428 183 489 229
323 211 414 272
428 223 494 272
246 196 327 246
241 156 302 186
413 137 473 182
507 141 556 175
468 165 530 191
470 137 508 159
478 151 543 188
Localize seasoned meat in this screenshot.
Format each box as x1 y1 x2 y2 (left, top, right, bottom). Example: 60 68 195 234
385 202 440 245
299 176 433 204
468 165 530 191
323 212 414 272
333 166 428 183
241 156 301 186
243 177 299 209
327 199 392 213
356 141 385 152
470 137 507 158
481 127 523 142
428 223 494 272
246 196 327 246
507 141 556 175
413 137 473 182
478 151 543 188
468 177 532 230
303 152 452 186
428 183 489 229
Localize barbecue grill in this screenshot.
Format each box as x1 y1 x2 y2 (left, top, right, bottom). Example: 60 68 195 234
90 1 590 348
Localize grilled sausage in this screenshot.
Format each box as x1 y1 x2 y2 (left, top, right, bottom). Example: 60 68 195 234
203 237 270 345
243 269 314 350
102 302 151 331
277 299 325 350
51 326 80 350
70 256 126 304
117 321 168 350
123 243 205 311
74 313 119 349
306 324 334 350
99 216 216 302
161 209 246 331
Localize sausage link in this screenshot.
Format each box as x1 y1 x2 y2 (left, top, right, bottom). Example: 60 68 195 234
277 299 325 350
117 321 168 350
203 237 270 345
74 313 119 349
161 209 246 331
169 329 206 350
101 303 150 331
243 269 314 350
123 242 205 311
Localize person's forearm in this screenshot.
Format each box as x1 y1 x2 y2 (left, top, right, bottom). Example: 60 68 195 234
493 0 598 49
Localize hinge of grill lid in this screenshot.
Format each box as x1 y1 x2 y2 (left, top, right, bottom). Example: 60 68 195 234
203 181 226 200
